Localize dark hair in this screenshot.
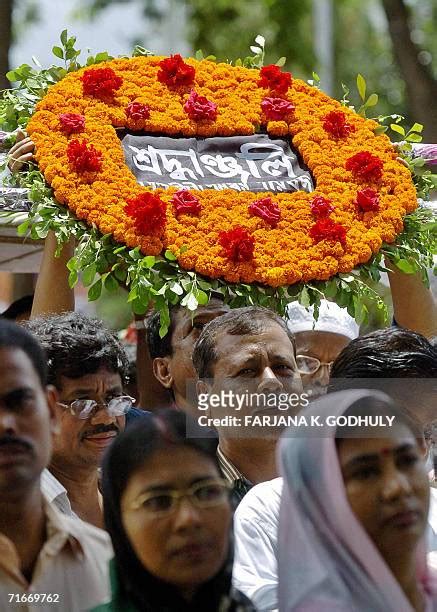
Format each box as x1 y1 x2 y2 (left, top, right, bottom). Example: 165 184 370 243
146 293 226 359
193 306 296 379
24 312 129 388
0 318 47 385
334 395 423 442
330 327 437 381
1 294 34 321
101 410 231 611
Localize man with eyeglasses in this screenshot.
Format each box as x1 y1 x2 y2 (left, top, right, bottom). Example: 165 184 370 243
25 312 145 528
0 319 112 610
286 300 359 399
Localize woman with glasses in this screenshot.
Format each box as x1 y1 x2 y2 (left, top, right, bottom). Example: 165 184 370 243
91 409 255 611
278 389 437 611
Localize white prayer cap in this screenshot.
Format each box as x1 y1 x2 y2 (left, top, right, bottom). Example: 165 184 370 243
286 299 360 340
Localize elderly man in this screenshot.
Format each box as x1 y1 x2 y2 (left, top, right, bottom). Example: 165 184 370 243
193 306 303 503
0 319 111 610
232 327 437 611
25 312 140 527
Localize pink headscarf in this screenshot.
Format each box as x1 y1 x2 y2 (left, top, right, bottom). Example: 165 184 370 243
278 389 437 611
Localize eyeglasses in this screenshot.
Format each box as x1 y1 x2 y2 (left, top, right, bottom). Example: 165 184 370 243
57 395 135 419
296 355 333 375
129 478 232 517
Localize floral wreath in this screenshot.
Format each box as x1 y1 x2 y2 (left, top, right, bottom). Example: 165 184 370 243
1 33 435 333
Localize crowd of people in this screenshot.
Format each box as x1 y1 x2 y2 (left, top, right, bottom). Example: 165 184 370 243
0 132 437 610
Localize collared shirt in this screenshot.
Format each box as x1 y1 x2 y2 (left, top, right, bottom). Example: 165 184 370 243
217 446 253 505
0 498 112 612
40 469 77 518
232 478 437 612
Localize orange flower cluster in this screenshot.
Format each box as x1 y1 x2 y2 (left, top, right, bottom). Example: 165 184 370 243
27 56 418 287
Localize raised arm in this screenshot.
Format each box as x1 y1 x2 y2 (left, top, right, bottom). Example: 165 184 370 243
387 259 437 338
31 231 75 318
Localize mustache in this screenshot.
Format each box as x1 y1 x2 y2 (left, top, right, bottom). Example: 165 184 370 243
81 423 120 440
0 435 33 454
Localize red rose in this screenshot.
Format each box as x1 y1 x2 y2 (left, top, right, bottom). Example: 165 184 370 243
345 151 384 182
248 196 281 226
67 139 102 173
309 218 347 247
172 190 201 216
125 192 167 234
59 113 85 135
310 195 334 218
184 91 218 121
323 110 355 139
258 65 292 94
355 188 380 212
261 97 294 121
157 54 195 88
81 67 123 99
125 102 151 122
219 227 255 262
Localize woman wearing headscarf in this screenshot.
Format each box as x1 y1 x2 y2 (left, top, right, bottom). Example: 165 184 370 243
278 389 437 611
91 409 255 612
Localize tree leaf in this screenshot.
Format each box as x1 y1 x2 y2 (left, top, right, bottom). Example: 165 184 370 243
356 74 366 101
390 123 405 136
82 263 97 287
395 259 416 274
275 57 286 67
88 278 102 301
410 122 423 134
365 93 378 107
255 35 265 47
52 46 64 60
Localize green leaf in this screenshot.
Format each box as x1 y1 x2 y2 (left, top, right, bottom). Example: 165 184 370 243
169 282 183 295
406 132 423 143
16 220 30 236
164 249 177 261
410 123 423 134
390 123 405 136
195 50 204 60
275 57 286 67
6 70 18 82
104 274 119 293
356 74 366 101
374 125 388 135
88 278 102 301
255 35 265 47
194 289 208 305
365 93 378 108
395 259 416 274
143 255 156 268
82 263 97 287
298 287 311 307
52 46 64 60
68 269 78 288
60 30 68 46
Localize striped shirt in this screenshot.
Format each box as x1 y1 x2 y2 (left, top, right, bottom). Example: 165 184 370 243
217 446 253 505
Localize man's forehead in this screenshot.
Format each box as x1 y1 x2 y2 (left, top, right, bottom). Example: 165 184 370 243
57 368 122 391
295 330 349 352
214 324 293 357
0 347 41 388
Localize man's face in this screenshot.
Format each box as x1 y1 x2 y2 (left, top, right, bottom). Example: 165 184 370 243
294 331 350 399
0 347 57 495
51 367 125 471
199 322 303 437
154 299 229 415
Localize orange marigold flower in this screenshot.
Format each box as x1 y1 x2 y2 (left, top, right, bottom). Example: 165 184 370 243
310 218 347 247
67 139 102 173
345 151 383 182
219 227 255 262
125 192 167 234
261 97 294 121
258 65 292 94
59 113 85 135
355 188 380 212
184 90 218 121
157 54 195 88
248 196 281 226
323 110 355 138
172 190 201 216
125 102 150 121
310 195 334 217
81 67 123 99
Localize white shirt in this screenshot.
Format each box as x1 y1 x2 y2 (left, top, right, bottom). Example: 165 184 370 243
232 478 437 612
40 469 77 518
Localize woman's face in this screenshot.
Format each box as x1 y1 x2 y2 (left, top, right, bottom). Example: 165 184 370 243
338 424 430 564
121 445 232 598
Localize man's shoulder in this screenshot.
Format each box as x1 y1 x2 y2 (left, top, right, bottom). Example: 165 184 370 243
64 514 112 551
235 477 283 520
